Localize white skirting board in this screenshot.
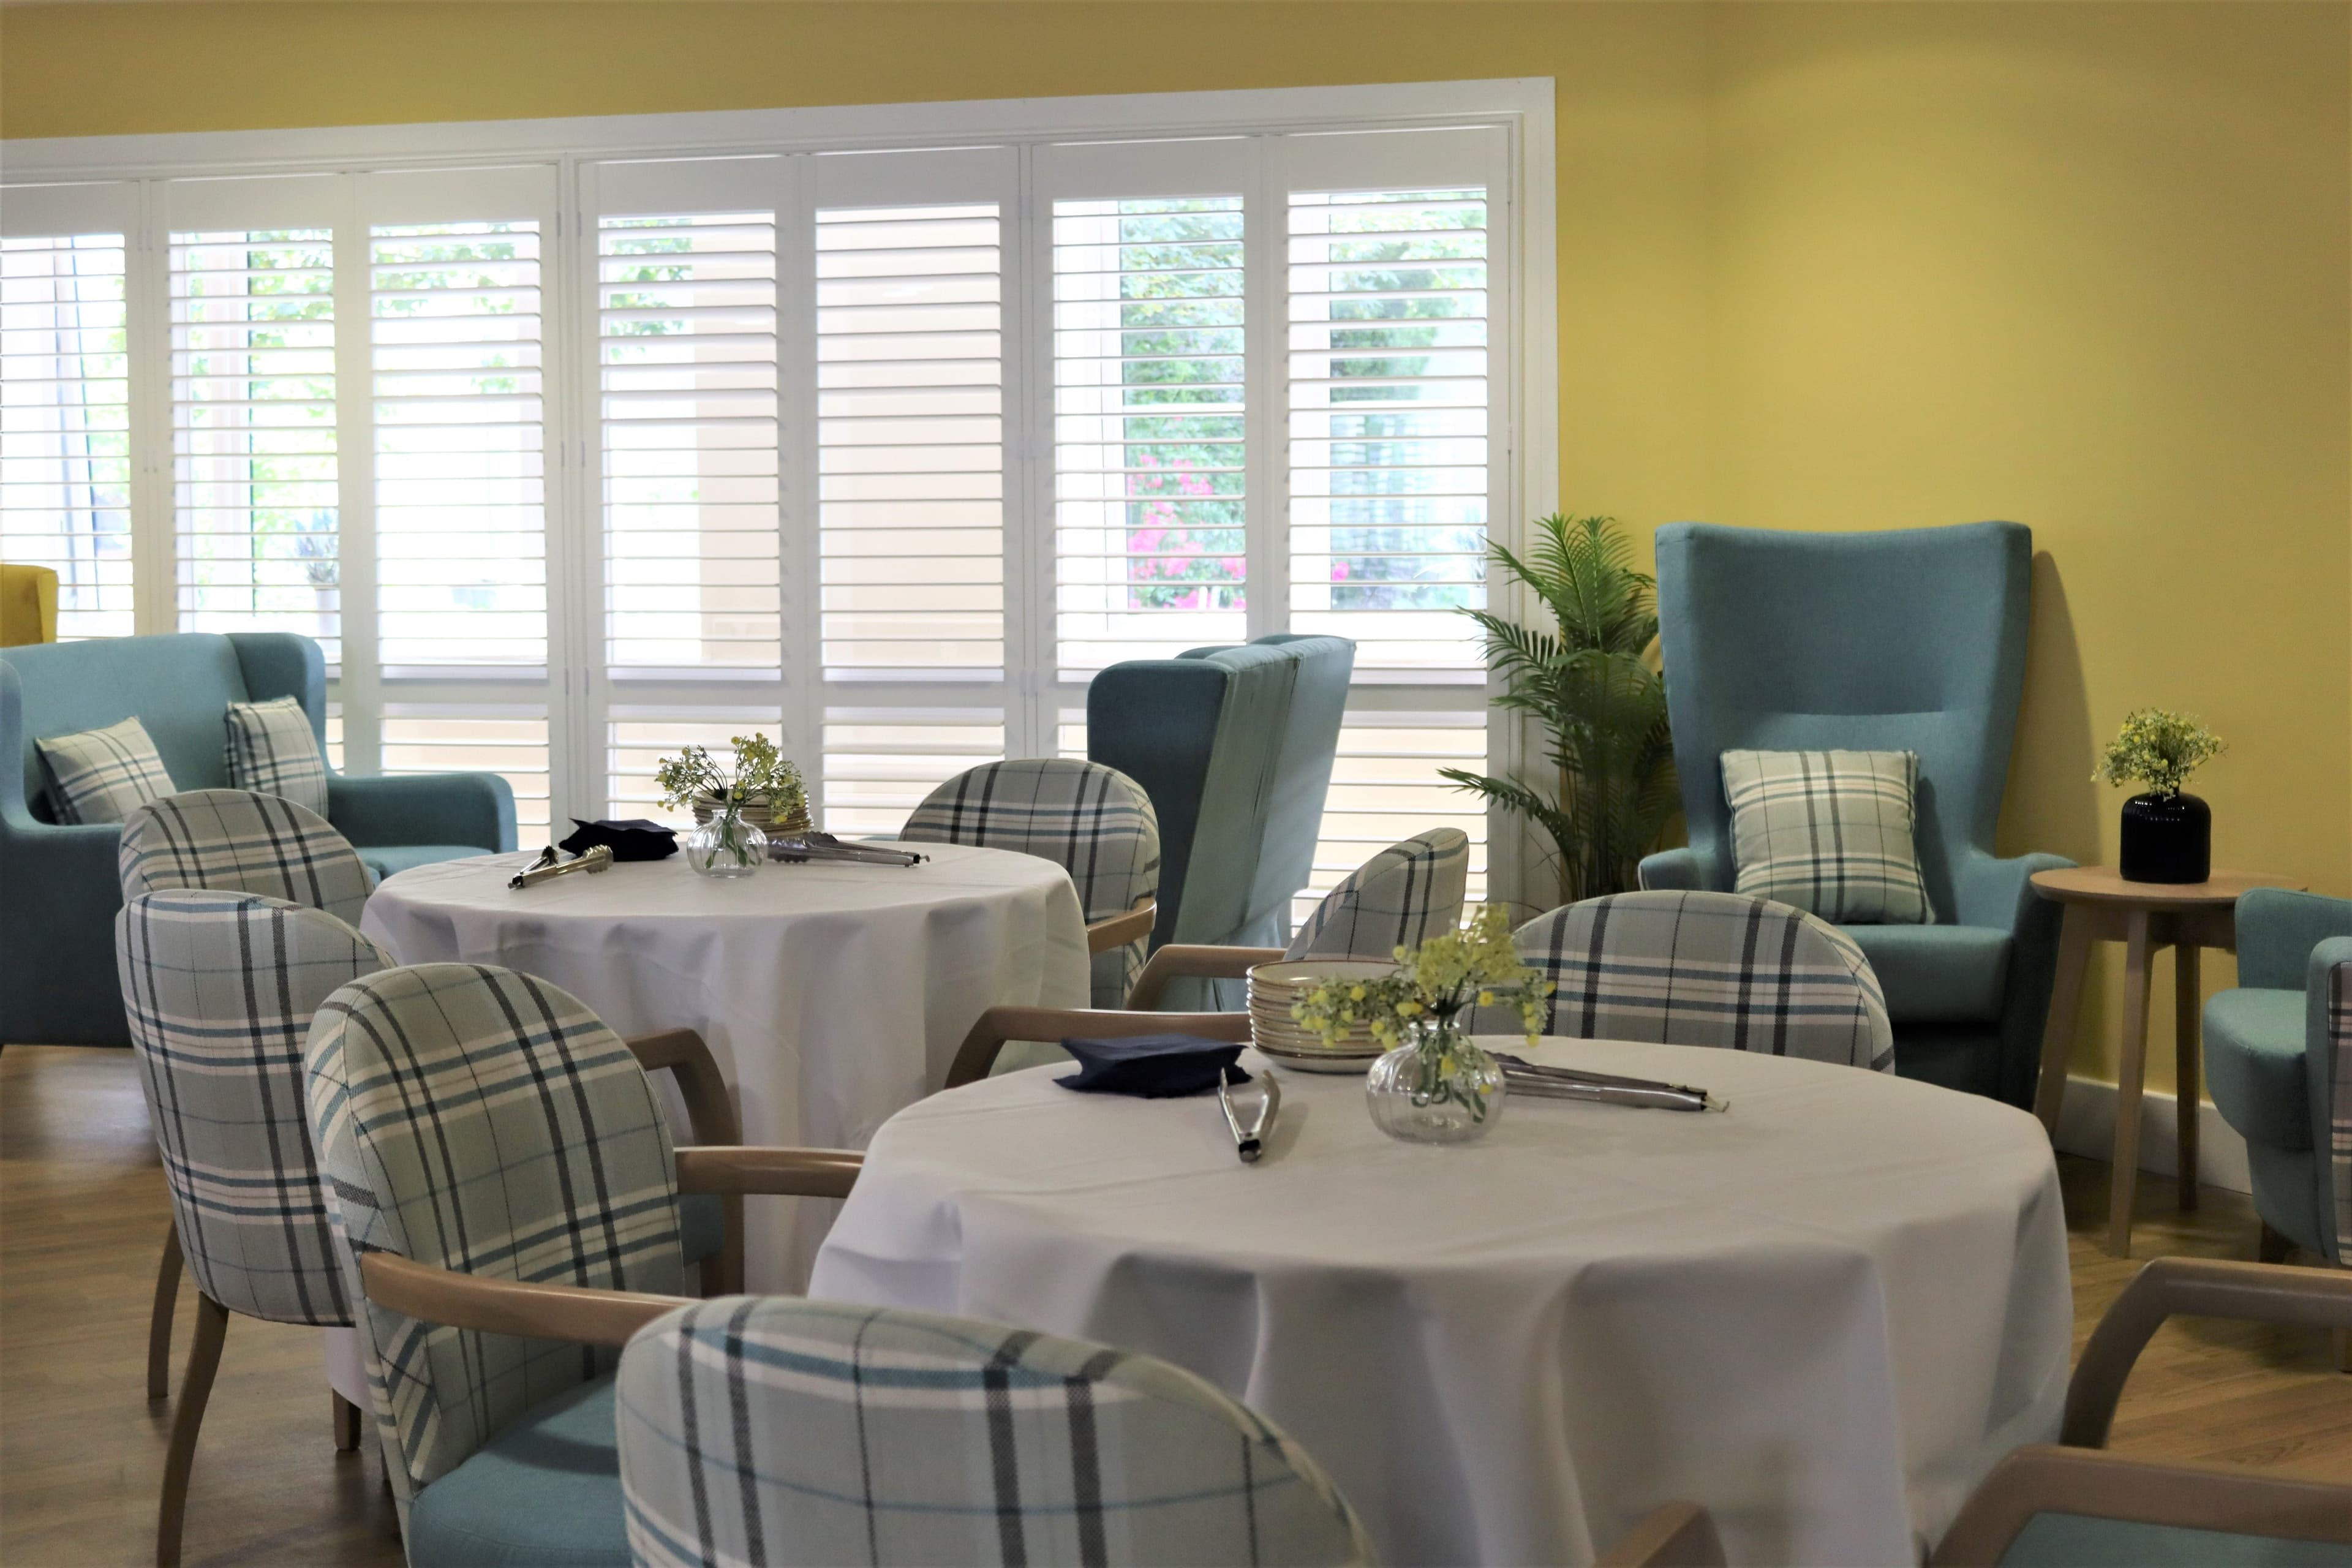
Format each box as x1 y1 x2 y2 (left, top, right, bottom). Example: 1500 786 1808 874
2050 1074 2251 1195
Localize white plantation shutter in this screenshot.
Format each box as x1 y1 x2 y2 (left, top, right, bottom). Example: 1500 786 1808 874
608 709 784 828
1297 708 1490 925
820 707 1006 835
382 704 550 837
0 224 134 639
170 227 340 658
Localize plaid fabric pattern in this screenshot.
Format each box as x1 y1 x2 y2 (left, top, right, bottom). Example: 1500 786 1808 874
615 1297 1374 1568
303 962 688 1506
1501 890 1894 1071
116 889 385 1325
120 788 374 930
224 695 331 815
2331 959 2350 1264
1286 829 1471 961
36 714 176 824
1720 749 1934 925
902 760 1161 1008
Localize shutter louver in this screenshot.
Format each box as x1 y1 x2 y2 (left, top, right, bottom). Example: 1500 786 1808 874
382 706 549 836
1287 187 1488 671
608 710 785 827
170 229 339 659
1298 709 1488 927
1052 197 1245 677
816 203 1003 678
371 220 546 669
0 235 132 639
600 213 780 673
820 708 1005 836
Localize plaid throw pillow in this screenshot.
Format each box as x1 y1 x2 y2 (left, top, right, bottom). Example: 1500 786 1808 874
36 715 176 824
225 696 330 814
1720 748 1934 925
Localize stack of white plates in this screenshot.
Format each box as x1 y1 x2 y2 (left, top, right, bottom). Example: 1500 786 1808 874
1246 959 1395 1073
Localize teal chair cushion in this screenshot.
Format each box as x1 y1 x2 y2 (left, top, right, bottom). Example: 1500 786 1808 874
2000 1512 2352 1567
2206 987 2312 1152
1841 924 2011 1023
355 843 496 882
407 1374 626 1567
2247 1140 2330 1256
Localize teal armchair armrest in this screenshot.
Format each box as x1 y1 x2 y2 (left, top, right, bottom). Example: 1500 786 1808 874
2240 890 2352 992
1952 850 2073 1108
1951 849 2075 932
328 771 514 854
1637 846 1706 892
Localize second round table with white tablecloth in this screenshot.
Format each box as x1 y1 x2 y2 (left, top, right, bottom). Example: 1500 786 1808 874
810 1037 2073 1568
361 844 1091 1289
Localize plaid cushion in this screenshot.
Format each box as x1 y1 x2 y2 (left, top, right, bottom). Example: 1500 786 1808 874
36 714 176 824
1503 890 1894 1071
224 695 331 815
902 759 1160 1008
1286 828 1470 961
120 788 374 930
1721 748 1934 924
2331 959 2350 1264
303 962 687 1506
116 889 385 1326
615 1297 1374 1568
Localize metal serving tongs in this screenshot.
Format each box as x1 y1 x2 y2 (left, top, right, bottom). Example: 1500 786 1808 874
1491 1052 1728 1114
508 843 614 890
767 830 927 868
1216 1071 1281 1163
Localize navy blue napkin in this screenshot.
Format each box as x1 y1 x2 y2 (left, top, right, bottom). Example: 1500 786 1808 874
1057 1033 1248 1098
558 818 678 862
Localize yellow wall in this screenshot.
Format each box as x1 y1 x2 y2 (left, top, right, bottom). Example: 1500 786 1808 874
6 1 2346 1090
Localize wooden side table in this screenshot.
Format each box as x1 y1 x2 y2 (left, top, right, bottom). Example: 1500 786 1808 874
2030 867 2301 1256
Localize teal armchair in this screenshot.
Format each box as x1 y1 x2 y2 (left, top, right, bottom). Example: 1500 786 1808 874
2204 889 2351 1267
2 632 513 1047
1638 522 2073 1106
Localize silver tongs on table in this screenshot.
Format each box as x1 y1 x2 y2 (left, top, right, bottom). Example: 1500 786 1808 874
509 843 614 889
1216 1072 1281 1163
767 831 927 868
1493 1052 1727 1113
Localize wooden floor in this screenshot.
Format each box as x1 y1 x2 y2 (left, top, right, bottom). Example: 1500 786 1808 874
2 1047 2346 1568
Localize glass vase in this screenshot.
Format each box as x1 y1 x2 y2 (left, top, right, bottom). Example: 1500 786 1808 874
1365 1020 1506 1145
685 812 766 878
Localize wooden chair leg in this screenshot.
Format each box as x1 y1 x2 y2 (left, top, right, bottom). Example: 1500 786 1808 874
333 1391 363 1452
157 1294 228 1568
147 1222 183 1401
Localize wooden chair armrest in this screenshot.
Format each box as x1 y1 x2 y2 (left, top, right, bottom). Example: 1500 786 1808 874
1085 900 1157 955
2064 1256 2352 1445
945 1005 1251 1090
1929 1445 2352 1566
625 1028 742 1147
676 1145 862 1201
1595 1502 1725 1568
359 1251 692 1349
1124 943 1285 1010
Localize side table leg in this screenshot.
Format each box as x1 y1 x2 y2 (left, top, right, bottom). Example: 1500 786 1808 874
2034 908 2095 1134
2108 912 2155 1257
2174 943 2201 1210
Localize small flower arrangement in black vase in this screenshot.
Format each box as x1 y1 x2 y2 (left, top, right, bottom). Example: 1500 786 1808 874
2094 709 2224 884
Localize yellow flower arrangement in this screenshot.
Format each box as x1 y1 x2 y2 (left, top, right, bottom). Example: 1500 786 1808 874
2093 709 2223 799
1290 904 1551 1050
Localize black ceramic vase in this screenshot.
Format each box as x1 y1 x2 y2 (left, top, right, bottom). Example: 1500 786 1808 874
2119 791 2210 884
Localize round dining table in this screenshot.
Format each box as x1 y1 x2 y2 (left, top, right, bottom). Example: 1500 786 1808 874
362 845 1091 1289
810 1036 2073 1568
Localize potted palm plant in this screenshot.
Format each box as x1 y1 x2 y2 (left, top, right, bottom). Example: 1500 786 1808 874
1442 514 1678 907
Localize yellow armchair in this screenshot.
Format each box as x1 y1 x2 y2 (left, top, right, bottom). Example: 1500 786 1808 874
0 564 59 646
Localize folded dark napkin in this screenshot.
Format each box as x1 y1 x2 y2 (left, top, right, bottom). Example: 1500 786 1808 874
558 818 678 862
1057 1033 1248 1098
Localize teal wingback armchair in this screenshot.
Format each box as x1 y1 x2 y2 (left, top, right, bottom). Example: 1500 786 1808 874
2204 889 2351 1266
1086 634 1353 962
2 633 514 1047
1638 522 2073 1106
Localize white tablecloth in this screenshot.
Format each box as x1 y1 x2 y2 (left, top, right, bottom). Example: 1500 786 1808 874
810 1038 2071 1567
363 845 1091 1289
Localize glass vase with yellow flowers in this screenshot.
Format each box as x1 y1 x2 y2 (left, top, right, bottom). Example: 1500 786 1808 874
1292 906 1551 1145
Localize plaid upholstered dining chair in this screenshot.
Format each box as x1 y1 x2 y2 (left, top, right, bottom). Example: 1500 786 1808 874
302 963 858 1567
1494 889 1894 1071
613 1296 1378 1568
900 758 1161 1007
1122 827 1471 1011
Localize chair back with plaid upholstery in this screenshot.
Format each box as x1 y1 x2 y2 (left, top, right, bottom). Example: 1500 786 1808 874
116 888 387 1326
1286 828 1470 962
121 788 373 929
1512 889 1893 1069
901 758 1160 1007
615 1297 1375 1568
303 963 688 1508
